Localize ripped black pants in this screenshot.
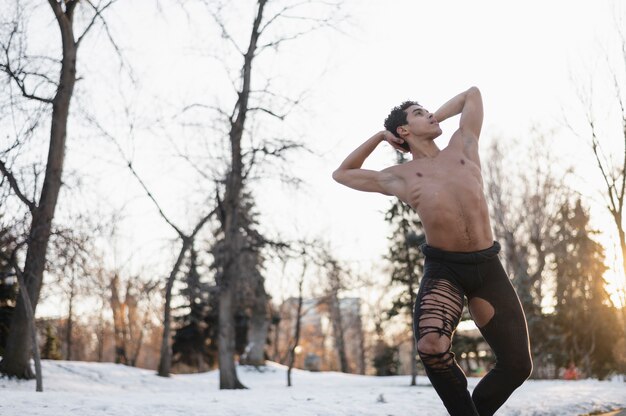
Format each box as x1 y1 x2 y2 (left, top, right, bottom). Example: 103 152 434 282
413 241 533 416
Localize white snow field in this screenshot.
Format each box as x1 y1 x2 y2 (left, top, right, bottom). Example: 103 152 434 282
1 360 624 416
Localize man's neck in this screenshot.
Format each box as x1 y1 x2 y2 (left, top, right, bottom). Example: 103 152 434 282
407 136 440 160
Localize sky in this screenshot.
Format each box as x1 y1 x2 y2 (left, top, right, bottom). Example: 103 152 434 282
253 0 626 306
11 0 625 316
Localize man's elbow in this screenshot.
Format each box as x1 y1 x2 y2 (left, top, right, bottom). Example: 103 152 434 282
332 169 344 183
467 86 481 96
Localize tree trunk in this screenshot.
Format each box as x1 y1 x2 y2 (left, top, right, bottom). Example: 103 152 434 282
244 304 269 366
157 240 189 377
66 277 74 361
242 282 269 366
272 303 284 362
218 282 245 389
110 274 127 364
97 304 105 362
215 0 266 390
14 263 43 391
618 229 626 332
0 2 77 379
357 311 366 375
126 285 140 367
329 293 349 373
287 268 305 386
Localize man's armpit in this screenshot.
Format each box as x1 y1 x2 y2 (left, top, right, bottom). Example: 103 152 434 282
377 170 404 197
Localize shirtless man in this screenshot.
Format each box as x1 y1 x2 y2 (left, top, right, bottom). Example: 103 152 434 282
332 87 532 416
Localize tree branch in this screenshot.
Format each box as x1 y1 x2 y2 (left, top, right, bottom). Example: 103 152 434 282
76 0 118 47
84 113 186 237
125 160 187 237
190 207 217 238
258 0 316 35
608 55 626 219
588 117 619 216
0 159 36 211
47 0 66 22
248 106 286 120
0 24 54 104
205 3 245 56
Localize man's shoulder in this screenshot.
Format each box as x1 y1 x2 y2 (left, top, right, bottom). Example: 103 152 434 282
444 130 480 160
447 128 480 147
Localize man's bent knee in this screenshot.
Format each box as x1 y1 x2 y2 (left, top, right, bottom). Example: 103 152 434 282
417 333 451 356
513 357 533 382
498 355 533 385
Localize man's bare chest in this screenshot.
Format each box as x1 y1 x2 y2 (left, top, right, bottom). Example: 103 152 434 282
396 155 483 209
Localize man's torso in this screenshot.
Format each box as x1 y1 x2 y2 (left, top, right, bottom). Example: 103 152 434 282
388 133 493 252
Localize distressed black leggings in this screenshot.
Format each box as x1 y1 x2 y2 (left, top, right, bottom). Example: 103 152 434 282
413 241 533 416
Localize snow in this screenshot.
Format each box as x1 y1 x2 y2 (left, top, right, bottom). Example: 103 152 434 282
1 360 624 416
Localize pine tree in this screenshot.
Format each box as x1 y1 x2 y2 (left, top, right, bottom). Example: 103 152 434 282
372 341 399 376
210 186 270 370
172 247 216 371
0 216 18 356
383 152 425 385
551 199 619 379
236 189 270 366
40 323 61 360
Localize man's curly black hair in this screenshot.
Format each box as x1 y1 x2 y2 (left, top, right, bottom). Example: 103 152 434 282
384 100 420 152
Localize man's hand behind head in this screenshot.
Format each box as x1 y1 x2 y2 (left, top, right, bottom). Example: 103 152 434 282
381 130 410 153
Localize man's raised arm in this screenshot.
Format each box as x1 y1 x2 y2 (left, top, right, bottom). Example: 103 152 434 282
433 86 483 140
332 131 404 196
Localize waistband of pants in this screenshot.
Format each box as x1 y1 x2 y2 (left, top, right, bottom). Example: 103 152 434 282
419 241 501 264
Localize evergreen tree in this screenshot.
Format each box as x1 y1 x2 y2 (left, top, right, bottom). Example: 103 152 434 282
0 216 17 356
172 247 217 370
41 323 61 360
0 274 16 356
235 189 270 366
384 152 426 385
372 341 399 376
551 199 619 379
210 186 270 368
371 316 399 376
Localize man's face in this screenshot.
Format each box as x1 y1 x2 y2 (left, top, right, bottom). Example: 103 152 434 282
400 105 442 140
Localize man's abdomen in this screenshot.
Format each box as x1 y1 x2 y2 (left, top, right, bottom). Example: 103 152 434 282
414 187 493 252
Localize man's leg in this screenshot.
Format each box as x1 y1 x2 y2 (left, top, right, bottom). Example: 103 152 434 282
469 259 533 416
414 275 479 416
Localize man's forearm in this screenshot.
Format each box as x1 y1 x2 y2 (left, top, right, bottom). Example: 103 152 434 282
433 87 476 123
335 132 384 171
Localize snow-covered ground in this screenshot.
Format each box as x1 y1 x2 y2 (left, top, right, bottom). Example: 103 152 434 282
1 360 624 416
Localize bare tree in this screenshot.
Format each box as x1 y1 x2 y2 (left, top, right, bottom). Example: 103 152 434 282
84 114 218 376
123 164 216 377
0 0 119 379
109 273 159 366
110 273 128 364
121 156 216 376
567 22 626 326
318 249 349 373
198 0 344 389
287 251 306 387
485 134 572 377
47 223 93 361
283 240 322 386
